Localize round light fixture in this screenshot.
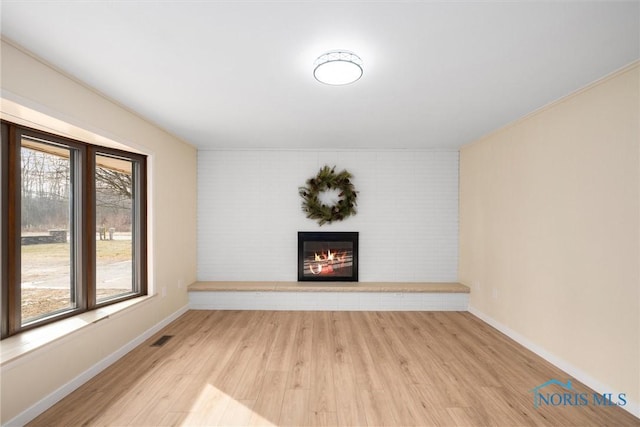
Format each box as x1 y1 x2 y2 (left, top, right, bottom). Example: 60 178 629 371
313 50 363 85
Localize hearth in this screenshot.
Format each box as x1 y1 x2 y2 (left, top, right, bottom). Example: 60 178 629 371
298 232 358 282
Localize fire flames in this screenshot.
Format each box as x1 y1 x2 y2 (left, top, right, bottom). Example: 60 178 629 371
309 249 347 275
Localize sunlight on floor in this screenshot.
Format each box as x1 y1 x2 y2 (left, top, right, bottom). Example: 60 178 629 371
183 383 274 426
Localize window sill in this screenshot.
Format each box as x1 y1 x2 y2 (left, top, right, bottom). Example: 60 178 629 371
0 294 156 369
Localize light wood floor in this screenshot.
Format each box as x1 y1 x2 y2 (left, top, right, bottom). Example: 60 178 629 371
28 311 639 426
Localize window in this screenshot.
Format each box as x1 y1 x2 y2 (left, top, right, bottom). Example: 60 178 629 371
20 137 76 324
1 121 147 338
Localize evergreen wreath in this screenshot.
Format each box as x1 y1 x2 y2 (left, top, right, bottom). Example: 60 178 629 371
299 165 358 226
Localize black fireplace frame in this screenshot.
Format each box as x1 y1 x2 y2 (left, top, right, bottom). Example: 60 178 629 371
298 231 359 282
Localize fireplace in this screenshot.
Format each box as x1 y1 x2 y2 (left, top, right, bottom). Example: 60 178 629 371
298 232 358 282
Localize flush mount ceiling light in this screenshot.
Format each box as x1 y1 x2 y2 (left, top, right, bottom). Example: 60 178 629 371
313 50 363 85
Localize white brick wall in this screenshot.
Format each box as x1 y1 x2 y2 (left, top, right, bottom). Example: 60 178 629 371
197 150 458 282
190 291 469 311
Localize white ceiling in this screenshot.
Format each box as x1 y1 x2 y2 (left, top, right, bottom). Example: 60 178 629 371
1 1 638 150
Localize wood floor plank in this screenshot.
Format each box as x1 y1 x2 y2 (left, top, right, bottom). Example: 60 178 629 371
279 388 310 427
167 375 210 414
219 399 256 427
308 312 337 413
286 311 313 390
375 312 434 386
447 406 490 427
180 382 233 426
161 310 228 375
267 311 299 372
359 389 398 427
344 311 385 391
249 370 288 426
233 312 280 400
26 310 640 427
128 373 194 427
360 313 425 426
329 312 368 427
309 411 338 427
157 410 188 427
207 311 270 394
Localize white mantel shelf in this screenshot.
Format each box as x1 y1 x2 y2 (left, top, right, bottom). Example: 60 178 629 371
188 281 469 311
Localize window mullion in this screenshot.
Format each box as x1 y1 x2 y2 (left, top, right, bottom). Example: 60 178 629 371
0 124 5 338
6 126 22 336
136 160 147 295
1 123 12 338
84 147 96 310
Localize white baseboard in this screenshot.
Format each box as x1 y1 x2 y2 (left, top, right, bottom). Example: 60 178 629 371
468 305 639 419
189 291 468 311
4 304 189 427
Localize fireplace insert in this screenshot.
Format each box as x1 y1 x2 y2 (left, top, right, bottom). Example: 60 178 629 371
298 232 358 282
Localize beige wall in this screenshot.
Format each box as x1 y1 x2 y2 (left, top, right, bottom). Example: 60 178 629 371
460 63 639 412
1 40 197 423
